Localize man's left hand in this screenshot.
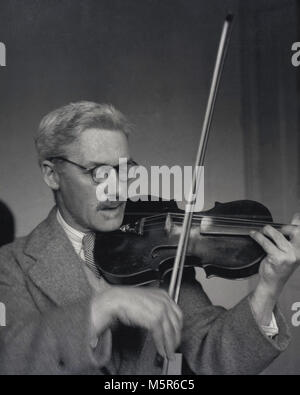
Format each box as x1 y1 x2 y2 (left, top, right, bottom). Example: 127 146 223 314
250 214 300 297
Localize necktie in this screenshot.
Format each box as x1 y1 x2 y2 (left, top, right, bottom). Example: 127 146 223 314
82 232 101 279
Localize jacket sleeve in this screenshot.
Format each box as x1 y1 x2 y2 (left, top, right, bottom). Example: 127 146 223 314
179 269 291 375
0 247 109 375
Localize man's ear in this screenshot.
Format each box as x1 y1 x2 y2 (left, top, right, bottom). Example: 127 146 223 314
41 160 60 191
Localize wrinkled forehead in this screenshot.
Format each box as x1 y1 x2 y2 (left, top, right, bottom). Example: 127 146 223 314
70 128 130 166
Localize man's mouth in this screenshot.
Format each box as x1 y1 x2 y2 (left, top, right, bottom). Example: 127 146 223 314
98 202 125 211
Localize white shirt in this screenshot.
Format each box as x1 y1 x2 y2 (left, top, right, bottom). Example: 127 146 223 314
57 210 86 260
57 210 279 339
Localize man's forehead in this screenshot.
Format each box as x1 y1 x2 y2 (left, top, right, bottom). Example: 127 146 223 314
73 128 130 164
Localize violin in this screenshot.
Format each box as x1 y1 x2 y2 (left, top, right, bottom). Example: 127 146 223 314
95 197 286 286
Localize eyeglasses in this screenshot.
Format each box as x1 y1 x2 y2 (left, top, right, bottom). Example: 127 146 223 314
48 156 139 184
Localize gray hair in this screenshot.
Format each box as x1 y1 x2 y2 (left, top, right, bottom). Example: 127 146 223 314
35 101 132 164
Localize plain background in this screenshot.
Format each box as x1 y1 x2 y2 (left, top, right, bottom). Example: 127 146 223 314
0 0 299 374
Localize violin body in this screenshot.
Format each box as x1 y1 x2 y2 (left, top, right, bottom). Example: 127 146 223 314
95 198 273 286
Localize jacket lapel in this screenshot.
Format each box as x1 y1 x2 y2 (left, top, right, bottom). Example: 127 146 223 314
24 207 92 306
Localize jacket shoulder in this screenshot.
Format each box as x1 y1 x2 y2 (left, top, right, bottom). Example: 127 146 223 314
0 236 30 267
0 237 27 260
0 237 31 286
0 207 57 273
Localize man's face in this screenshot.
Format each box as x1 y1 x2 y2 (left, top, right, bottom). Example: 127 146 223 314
56 128 129 232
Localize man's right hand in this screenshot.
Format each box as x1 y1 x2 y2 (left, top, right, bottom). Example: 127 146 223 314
91 287 183 359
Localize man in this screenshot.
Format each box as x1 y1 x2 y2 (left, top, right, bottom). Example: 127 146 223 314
0 101 299 375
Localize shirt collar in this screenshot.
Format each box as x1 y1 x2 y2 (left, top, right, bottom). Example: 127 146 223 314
57 210 86 251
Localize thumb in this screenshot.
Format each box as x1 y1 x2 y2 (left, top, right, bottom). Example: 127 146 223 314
292 213 300 226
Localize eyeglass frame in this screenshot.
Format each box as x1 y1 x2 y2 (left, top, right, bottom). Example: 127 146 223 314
47 156 139 184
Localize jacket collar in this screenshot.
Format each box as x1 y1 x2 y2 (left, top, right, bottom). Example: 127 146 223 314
24 207 92 306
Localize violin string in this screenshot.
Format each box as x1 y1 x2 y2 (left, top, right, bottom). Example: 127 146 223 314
141 222 280 232
142 217 284 228
141 226 272 233
142 212 279 225
156 220 281 227
144 219 283 229
141 212 253 221
142 213 286 228
141 222 288 233
144 225 274 234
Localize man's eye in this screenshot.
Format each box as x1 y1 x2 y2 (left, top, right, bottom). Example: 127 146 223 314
95 174 109 181
94 166 114 182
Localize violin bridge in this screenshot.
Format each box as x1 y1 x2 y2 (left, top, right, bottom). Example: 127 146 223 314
138 218 146 235
164 213 173 235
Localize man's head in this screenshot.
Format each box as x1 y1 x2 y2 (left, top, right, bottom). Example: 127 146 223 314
35 101 132 233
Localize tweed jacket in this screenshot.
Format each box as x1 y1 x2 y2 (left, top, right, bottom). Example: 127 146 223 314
0 208 290 375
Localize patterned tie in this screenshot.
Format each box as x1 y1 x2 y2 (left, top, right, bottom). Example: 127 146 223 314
82 232 101 279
